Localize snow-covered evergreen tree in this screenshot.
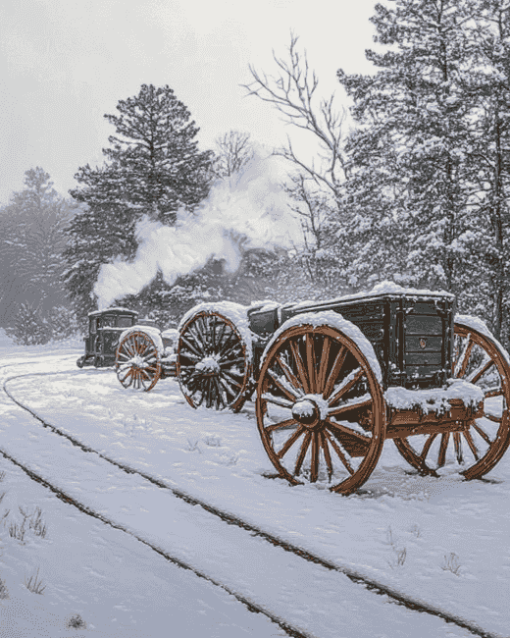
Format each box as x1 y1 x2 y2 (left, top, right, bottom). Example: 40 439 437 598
338 0 477 295
65 84 214 318
462 0 510 341
0 167 75 333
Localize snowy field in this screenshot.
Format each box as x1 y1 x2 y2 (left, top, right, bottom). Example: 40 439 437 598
0 331 509 637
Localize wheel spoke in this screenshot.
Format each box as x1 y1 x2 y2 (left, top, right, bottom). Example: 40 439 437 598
485 387 503 399
323 346 347 399
328 368 364 407
327 396 372 419
275 354 303 391
219 355 245 367
454 336 474 378
320 430 333 479
306 335 317 394
323 428 354 475
310 432 320 482
420 433 438 461
289 340 310 393
265 418 297 433
325 418 371 446
215 321 227 349
294 431 312 474
262 393 294 409
277 426 306 459
453 432 463 464
463 429 480 460
214 377 226 409
268 369 301 402
473 423 492 444
218 376 237 399
437 433 449 467
467 359 494 385
125 338 137 357
180 334 202 358
221 370 243 389
316 337 332 393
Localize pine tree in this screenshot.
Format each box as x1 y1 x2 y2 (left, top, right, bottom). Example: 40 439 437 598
463 0 510 341
337 0 475 296
0 167 74 331
65 84 214 317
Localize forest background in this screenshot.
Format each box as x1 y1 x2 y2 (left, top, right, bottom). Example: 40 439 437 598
2 0 510 348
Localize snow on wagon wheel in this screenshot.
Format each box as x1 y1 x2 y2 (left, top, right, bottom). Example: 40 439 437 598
115 331 162 392
177 311 251 412
256 321 386 496
394 321 510 479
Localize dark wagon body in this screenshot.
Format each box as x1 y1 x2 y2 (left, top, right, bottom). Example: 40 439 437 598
248 291 455 389
77 308 138 368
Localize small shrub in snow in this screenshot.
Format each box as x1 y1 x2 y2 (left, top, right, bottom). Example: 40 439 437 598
23 506 48 538
67 614 87 629
8 521 26 543
442 552 461 576
7 507 48 542
25 567 46 595
219 453 239 466
385 526 407 569
409 524 421 538
203 435 222 447
186 439 201 453
0 492 5 507
0 577 8 600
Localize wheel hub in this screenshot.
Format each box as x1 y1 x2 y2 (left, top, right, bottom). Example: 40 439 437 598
195 356 221 377
292 399 321 429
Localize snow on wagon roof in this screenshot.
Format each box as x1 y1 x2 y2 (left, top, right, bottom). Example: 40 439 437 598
88 307 138 317
289 281 454 312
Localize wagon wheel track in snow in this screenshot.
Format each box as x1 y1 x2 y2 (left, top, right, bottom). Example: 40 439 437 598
0 366 502 638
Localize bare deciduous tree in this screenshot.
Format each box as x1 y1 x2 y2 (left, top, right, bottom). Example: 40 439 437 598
244 34 348 199
213 130 255 178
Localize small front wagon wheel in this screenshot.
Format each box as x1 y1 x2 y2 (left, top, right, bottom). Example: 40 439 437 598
177 311 251 412
115 331 162 392
256 323 386 495
394 322 510 479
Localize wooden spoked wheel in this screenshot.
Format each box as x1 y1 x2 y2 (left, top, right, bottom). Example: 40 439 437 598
177 311 251 412
394 323 510 479
255 324 386 495
115 331 162 392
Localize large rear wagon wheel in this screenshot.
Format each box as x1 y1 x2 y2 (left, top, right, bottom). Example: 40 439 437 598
394 322 510 479
177 311 251 412
256 323 386 495
115 331 162 392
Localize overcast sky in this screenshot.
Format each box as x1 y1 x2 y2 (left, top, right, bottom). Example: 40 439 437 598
0 0 378 204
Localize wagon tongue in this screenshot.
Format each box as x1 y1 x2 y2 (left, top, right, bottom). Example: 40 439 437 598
291 399 320 429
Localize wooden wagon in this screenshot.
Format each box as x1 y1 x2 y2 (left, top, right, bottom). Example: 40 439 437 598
108 289 510 495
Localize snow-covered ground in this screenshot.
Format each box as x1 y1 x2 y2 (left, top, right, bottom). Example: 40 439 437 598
0 331 509 637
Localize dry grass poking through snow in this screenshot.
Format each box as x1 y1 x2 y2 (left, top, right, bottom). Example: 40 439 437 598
0 469 49 598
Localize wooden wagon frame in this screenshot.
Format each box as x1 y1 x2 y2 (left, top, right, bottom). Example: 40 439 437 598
86 289 510 496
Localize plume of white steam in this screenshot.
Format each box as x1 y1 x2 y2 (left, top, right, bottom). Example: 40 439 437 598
94 154 302 309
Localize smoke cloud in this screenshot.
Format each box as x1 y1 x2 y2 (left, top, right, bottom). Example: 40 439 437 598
94 155 302 309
